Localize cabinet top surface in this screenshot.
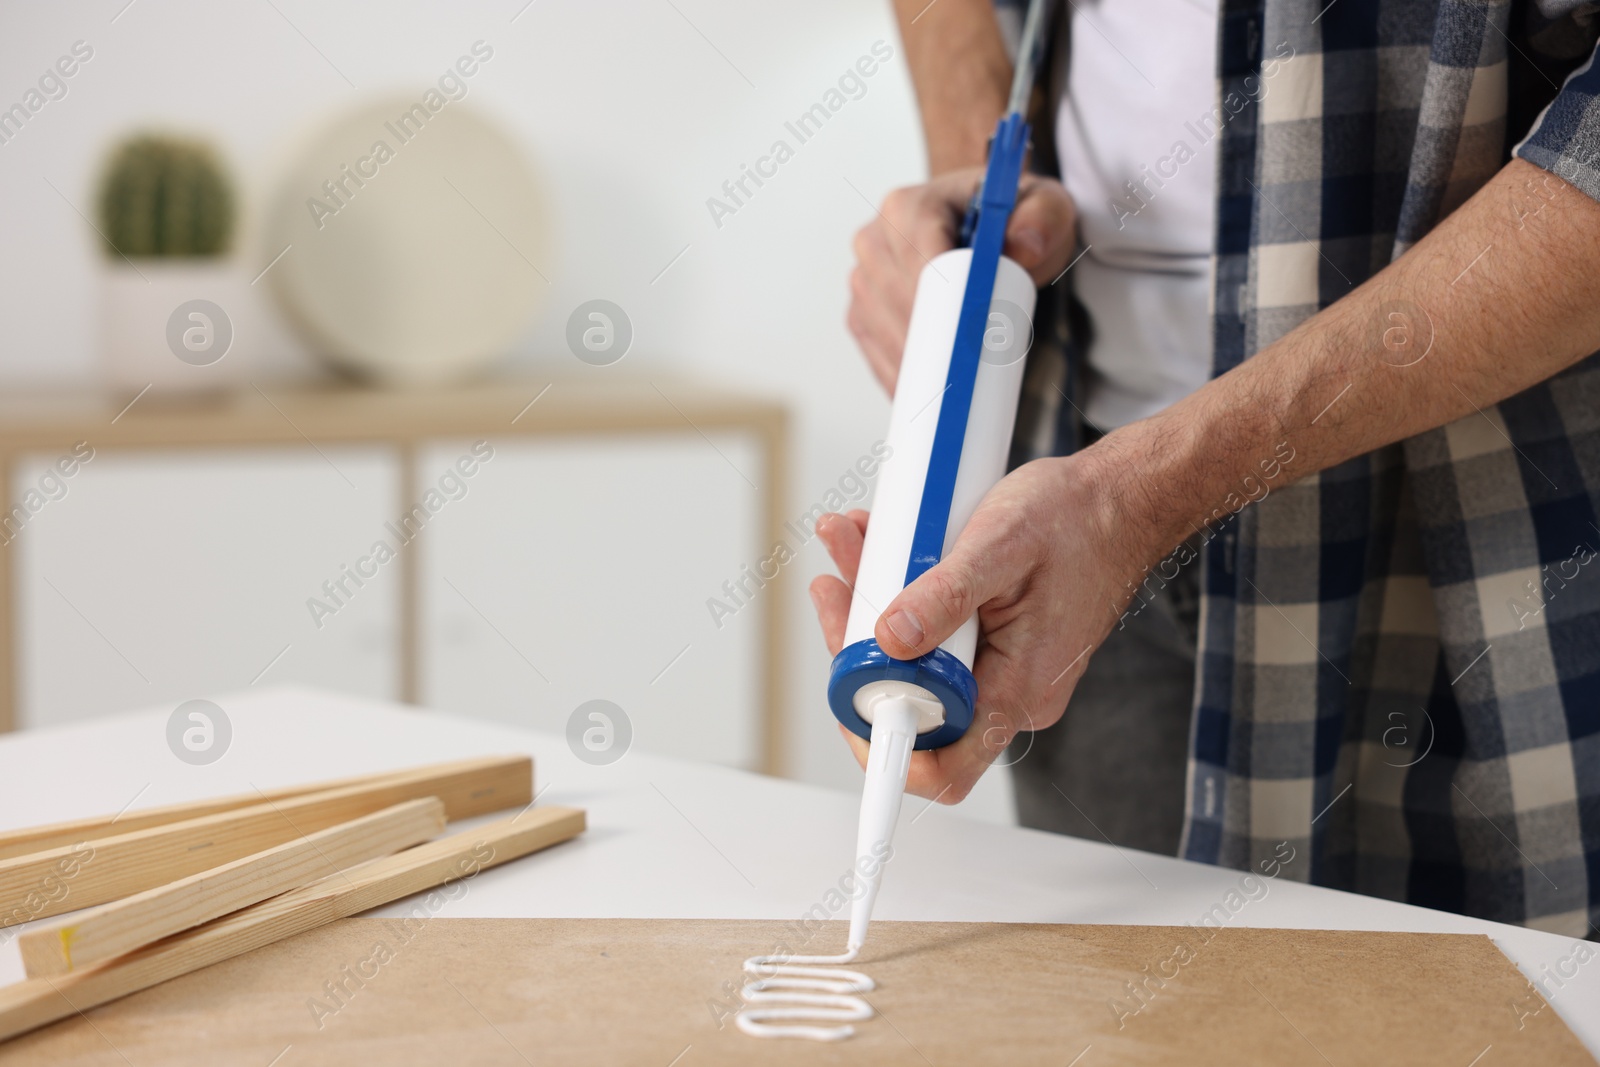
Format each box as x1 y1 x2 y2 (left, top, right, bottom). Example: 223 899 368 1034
0 378 786 449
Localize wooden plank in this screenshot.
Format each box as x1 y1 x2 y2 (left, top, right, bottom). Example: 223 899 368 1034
0 754 527 861
17 797 446 978
0 756 530 925
0 807 585 1044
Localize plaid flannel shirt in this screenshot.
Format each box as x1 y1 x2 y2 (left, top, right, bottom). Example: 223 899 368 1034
1003 0 1600 937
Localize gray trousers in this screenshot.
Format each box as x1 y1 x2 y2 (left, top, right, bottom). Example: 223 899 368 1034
1009 551 1200 856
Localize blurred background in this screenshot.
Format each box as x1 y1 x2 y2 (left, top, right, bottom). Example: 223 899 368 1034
0 0 1017 821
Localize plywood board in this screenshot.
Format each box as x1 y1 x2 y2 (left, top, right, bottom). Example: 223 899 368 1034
0 918 1589 1066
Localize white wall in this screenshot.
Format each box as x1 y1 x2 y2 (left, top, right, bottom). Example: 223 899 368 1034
0 0 1016 820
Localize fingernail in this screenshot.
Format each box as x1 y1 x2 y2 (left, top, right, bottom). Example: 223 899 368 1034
884 609 924 649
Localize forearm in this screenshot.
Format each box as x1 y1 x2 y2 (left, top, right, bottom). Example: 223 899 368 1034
1101 158 1600 557
892 0 1010 173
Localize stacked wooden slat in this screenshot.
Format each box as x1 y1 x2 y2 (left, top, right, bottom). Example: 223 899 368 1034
0 755 585 1043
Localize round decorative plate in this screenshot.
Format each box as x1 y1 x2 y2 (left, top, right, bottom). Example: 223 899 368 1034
266 98 551 385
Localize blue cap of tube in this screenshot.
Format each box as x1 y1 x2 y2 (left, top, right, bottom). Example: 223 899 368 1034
827 639 975 750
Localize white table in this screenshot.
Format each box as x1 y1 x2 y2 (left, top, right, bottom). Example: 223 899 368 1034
2 686 1595 1054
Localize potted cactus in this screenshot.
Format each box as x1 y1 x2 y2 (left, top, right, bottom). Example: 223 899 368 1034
98 134 249 392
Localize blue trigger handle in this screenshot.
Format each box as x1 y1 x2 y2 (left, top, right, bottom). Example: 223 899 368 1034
827 113 1030 751
958 118 1028 248
959 192 980 248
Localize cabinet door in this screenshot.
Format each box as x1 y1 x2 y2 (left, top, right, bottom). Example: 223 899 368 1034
12 447 400 728
418 434 765 770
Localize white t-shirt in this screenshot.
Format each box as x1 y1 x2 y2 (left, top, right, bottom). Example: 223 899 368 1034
1054 0 1219 429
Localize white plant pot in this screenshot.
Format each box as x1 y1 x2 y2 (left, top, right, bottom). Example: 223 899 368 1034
102 262 256 393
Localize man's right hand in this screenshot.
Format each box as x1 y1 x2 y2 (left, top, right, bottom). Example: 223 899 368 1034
846 167 1079 394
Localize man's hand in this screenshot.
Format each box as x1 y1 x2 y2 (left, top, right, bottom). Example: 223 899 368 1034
809 452 1160 802
847 169 1078 394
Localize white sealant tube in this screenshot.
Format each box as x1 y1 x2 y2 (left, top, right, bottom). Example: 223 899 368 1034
841 248 1037 678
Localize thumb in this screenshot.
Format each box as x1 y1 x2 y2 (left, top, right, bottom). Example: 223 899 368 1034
874 549 1003 660
1004 179 1077 284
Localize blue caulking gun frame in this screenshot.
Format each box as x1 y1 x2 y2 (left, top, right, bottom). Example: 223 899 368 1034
827 0 1053 751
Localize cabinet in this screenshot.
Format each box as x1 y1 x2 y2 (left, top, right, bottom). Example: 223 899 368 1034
0 381 787 772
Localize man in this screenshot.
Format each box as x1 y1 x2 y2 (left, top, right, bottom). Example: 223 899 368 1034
809 0 1600 938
